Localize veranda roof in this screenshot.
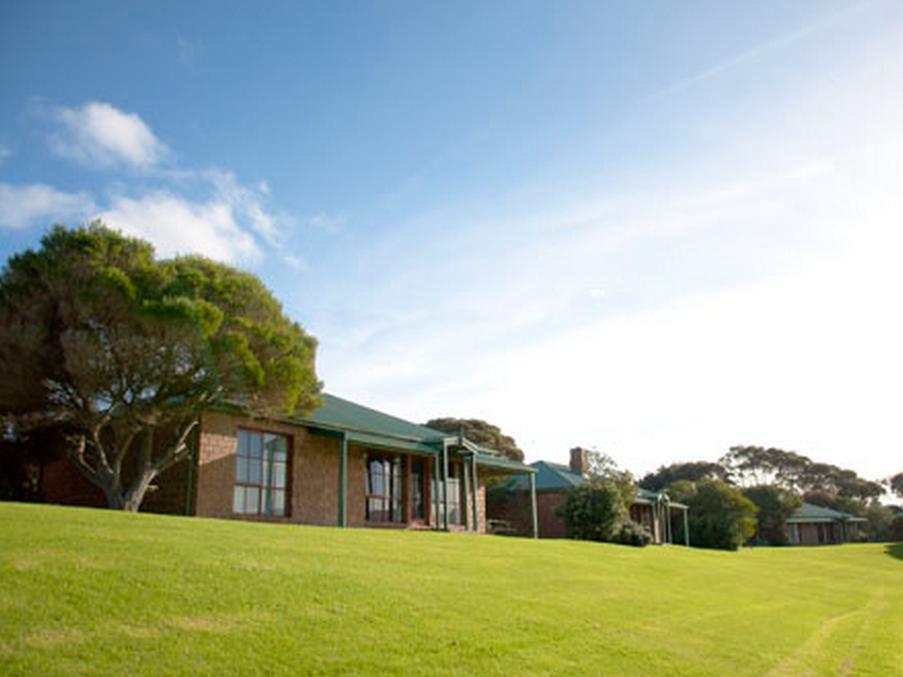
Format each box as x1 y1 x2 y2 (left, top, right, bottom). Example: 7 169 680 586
787 502 867 523
220 392 534 473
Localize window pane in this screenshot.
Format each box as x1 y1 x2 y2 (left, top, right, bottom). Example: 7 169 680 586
273 462 286 489
248 433 262 459
233 486 244 513
266 434 287 460
236 456 248 483
272 490 285 516
248 457 262 484
245 487 260 514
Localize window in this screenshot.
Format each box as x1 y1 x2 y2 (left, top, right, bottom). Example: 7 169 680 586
431 463 464 526
447 464 463 525
233 430 288 516
366 454 403 522
410 458 426 521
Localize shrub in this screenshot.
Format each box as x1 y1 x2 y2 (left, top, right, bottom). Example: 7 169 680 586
613 519 652 547
558 480 630 542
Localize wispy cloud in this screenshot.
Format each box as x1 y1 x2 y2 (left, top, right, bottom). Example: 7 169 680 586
0 145 11 164
46 101 169 170
0 183 97 230
316 18 903 481
647 2 869 102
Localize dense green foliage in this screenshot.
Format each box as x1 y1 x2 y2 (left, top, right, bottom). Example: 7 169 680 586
1 503 901 675
559 451 639 543
558 480 630 542
668 480 757 550
742 485 802 545
0 224 320 510
638 461 729 492
423 417 524 461
612 519 653 547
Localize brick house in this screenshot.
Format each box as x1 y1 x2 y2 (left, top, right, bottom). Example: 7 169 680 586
41 393 538 535
488 448 689 544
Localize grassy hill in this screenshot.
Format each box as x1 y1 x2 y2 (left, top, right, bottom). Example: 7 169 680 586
0 503 900 675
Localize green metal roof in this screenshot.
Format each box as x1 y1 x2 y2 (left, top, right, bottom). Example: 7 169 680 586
296 393 534 473
500 461 685 507
502 461 583 491
299 393 446 441
787 502 866 523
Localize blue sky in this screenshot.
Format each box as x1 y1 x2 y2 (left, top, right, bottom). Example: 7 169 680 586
2 1 902 482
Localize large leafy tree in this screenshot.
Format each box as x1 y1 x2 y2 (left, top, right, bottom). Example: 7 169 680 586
638 461 730 492
721 445 884 500
667 480 757 550
424 417 524 462
0 223 320 511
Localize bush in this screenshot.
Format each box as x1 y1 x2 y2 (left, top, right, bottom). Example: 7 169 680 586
613 519 652 547
669 480 758 551
558 480 631 542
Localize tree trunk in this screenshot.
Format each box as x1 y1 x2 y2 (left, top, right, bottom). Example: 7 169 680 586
121 467 158 512
68 420 197 512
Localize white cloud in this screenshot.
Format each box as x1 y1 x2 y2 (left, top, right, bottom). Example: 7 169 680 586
24 98 295 264
0 183 97 230
98 192 261 263
161 168 286 247
0 145 11 164
48 101 168 169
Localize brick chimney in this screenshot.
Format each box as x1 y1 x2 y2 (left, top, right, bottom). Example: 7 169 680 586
569 447 589 477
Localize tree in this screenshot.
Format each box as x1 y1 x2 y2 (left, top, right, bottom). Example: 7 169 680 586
639 461 730 492
889 472 903 499
721 445 884 501
558 451 638 543
668 480 757 551
0 223 321 511
720 445 810 489
558 480 630 542
741 485 801 545
424 417 524 462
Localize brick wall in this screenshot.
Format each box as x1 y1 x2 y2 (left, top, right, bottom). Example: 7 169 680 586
195 411 342 525
487 489 566 538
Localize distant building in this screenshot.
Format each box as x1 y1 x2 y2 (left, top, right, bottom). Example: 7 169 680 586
784 502 866 545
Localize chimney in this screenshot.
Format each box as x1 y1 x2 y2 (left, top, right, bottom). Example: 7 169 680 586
570 447 588 477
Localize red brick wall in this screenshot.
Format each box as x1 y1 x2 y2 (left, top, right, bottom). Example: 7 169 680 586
195 411 340 525
487 489 566 538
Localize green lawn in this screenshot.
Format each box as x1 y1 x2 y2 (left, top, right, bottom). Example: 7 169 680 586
0 503 900 675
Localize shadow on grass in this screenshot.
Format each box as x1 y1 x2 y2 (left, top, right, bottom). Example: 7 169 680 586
884 543 903 561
